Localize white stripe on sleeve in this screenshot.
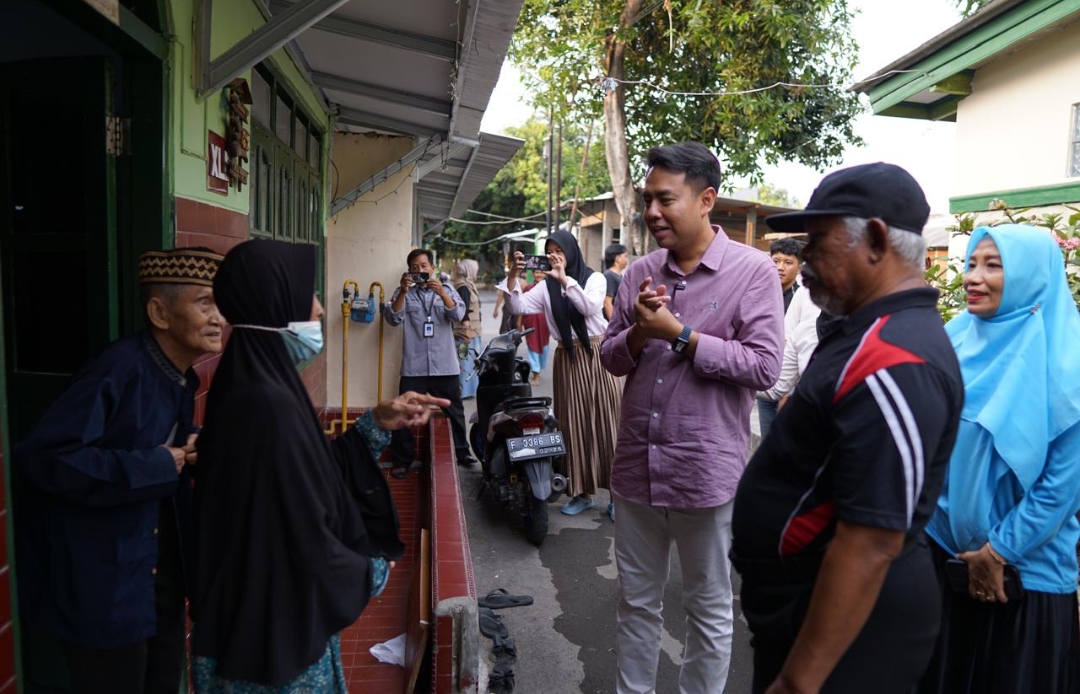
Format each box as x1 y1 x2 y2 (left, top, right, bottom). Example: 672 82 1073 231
866 372 916 527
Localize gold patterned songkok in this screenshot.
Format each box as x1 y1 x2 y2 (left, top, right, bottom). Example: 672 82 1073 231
138 247 223 286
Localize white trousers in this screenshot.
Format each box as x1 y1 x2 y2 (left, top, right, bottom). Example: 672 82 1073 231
614 495 735 694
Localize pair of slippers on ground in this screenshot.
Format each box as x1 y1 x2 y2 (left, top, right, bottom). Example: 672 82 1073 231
477 591 532 640
478 590 533 694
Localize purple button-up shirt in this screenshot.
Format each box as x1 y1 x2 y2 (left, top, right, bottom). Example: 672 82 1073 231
600 227 784 508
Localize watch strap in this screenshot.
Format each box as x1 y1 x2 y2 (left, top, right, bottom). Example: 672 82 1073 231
672 325 692 353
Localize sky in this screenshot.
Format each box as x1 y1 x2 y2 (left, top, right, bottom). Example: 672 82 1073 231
479 0 965 212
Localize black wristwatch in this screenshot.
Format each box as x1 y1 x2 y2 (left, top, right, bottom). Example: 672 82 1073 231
671 325 692 355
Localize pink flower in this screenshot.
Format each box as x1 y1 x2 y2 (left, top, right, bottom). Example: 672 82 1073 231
1066 238 1080 251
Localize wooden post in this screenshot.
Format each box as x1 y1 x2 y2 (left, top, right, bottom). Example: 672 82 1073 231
745 207 757 247
601 211 612 258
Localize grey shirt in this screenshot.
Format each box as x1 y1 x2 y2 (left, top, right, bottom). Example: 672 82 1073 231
384 285 466 377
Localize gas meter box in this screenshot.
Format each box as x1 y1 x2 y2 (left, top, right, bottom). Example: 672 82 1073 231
350 293 377 323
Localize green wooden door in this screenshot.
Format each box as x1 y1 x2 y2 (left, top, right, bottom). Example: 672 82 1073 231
0 58 119 444
0 57 119 694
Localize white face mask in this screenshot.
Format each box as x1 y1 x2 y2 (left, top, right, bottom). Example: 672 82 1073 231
280 321 324 364
232 321 324 365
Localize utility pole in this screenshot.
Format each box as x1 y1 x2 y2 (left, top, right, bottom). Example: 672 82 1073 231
555 122 563 232
546 107 555 236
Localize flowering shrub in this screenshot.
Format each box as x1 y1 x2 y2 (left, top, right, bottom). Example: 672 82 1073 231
925 202 1080 322
1057 236 1080 252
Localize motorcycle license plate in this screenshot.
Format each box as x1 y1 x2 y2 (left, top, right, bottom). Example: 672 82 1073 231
506 432 566 461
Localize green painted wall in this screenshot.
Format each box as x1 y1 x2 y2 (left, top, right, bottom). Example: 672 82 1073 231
166 0 331 214
950 181 1080 213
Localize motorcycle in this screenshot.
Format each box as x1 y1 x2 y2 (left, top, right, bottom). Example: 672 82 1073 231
469 328 567 546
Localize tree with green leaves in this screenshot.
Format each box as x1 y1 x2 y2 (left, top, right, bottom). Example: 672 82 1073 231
511 0 865 254
954 0 993 18
755 183 800 209
429 118 610 275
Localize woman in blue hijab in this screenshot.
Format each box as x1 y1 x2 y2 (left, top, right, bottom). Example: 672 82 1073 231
919 225 1080 693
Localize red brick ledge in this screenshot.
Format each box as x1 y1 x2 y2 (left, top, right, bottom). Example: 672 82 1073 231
429 414 479 693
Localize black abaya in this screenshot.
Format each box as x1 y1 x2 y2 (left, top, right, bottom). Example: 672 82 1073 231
193 240 401 686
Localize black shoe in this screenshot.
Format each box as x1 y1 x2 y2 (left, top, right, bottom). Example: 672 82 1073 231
390 465 409 479
457 456 477 467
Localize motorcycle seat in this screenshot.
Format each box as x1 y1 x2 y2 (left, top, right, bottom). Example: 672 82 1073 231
498 396 552 411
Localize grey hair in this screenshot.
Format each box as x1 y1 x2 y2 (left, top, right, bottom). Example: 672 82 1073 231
139 282 188 309
842 217 926 269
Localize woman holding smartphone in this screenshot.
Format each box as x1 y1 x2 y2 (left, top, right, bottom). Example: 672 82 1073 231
498 231 621 519
918 225 1080 693
516 268 552 386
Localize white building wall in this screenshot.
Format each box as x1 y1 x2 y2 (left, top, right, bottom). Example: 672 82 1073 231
326 133 418 409
953 21 1080 196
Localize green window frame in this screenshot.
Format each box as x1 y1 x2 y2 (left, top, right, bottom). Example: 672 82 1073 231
249 64 324 296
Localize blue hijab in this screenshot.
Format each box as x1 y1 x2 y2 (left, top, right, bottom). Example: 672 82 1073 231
946 225 1080 492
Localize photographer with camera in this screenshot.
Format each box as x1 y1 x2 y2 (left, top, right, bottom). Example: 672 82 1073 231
384 249 476 478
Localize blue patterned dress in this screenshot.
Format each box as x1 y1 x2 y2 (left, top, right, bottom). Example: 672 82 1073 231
193 635 347 693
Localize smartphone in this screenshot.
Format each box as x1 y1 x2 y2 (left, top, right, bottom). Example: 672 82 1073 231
410 272 430 284
523 255 551 272
944 558 1024 600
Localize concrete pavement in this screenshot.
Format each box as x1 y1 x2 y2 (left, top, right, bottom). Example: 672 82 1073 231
460 288 755 693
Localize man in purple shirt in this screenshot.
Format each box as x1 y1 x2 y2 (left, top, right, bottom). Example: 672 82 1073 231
601 141 784 693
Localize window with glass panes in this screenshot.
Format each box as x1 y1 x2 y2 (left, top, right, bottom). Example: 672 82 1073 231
1071 103 1080 178
249 66 323 244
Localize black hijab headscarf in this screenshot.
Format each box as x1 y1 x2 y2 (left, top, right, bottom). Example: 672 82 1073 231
193 240 385 685
544 230 595 360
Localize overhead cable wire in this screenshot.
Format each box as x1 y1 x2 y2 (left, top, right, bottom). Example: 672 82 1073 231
463 209 552 221
446 216 548 226
598 68 925 98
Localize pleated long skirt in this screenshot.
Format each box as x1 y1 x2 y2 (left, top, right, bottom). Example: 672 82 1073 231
917 541 1080 694
552 335 622 497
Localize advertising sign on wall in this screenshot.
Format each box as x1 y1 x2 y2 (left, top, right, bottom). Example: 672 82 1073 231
207 130 229 195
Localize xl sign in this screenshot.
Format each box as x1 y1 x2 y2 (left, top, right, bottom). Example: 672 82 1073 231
207 130 229 195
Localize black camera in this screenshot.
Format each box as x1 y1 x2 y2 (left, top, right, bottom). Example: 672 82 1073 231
409 272 430 285
523 255 551 272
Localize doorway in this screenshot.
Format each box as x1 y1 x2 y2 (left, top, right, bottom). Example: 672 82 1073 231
0 1 167 690
0 56 119 442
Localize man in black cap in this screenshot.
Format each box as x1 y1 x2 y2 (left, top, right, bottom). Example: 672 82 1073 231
730 163 964 694
15 248 225 694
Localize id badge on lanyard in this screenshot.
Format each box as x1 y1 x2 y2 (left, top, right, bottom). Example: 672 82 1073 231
424 317 435 338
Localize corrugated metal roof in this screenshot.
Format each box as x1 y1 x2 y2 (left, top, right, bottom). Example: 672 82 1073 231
413 132 523 220
270 0 526 220
449 133 523 218
852 0 1027 92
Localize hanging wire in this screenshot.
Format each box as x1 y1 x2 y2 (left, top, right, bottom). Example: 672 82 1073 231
446 215 549 226
340 172 412 208
435 232 542 247
463 209 552 222
331 137 437 215
598 68 926 98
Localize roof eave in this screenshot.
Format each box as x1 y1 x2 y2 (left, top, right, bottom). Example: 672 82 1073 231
853 0 1078 118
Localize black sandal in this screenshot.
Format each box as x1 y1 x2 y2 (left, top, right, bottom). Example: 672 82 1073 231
478 607 509 640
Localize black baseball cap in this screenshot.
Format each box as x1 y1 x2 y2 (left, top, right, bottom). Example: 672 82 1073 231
765 162 930 234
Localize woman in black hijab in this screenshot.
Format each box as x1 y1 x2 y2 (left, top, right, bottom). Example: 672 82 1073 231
498 230 622 520
192 240 446 691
